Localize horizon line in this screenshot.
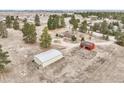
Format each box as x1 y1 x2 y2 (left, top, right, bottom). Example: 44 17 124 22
0 9 124 12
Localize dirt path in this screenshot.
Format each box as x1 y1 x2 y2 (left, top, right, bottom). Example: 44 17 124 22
95 41 114 46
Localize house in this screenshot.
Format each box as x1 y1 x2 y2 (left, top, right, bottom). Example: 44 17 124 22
34 49 64 67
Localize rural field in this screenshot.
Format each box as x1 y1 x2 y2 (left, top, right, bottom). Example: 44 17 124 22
0 11 124 83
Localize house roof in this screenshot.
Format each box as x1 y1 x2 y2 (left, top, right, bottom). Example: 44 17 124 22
34 49 63 63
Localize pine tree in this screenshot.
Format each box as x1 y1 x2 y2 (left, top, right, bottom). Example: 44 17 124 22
115 32 124 46
100 20 109 34
47 15 58 30
35 14 40 26
0 45 11 71
69 15 75 24
0 21 8 38
69 15 79 31
47 15 65 30
121 16 124 24
11 16 14 20
73 20 78 31
22 23 36 43
13 19 19 30
93 23 100 32
47 15 53 30
6 16 12 28
79 20 87 33
40 27 52 48
59 16 65 28
54 15 59 28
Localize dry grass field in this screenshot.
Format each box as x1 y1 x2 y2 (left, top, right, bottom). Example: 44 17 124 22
0 12 124 82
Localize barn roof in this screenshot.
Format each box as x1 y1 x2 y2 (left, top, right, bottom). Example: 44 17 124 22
34 49 63 63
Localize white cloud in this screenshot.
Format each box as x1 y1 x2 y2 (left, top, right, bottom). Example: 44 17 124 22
0 0 124 10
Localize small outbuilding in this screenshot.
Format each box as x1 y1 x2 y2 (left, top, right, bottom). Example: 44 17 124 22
34 49 64 67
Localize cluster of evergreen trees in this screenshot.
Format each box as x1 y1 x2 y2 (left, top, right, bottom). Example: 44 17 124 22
21 21 52 48
5 15 20 30
0 16 20 39
92 20 121 36
75 12 124 46
75 12 124 19
47 15 65 30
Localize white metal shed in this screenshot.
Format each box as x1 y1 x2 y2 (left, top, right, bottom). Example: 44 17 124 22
34 49 64 67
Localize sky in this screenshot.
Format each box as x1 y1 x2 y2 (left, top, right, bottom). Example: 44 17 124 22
0 0 124 10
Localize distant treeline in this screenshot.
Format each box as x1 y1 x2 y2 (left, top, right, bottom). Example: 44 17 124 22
75 12 124 19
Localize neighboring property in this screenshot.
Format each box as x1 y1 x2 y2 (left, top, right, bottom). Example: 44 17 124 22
34 49 64 67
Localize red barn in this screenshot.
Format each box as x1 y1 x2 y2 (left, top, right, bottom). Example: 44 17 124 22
80 41 95 50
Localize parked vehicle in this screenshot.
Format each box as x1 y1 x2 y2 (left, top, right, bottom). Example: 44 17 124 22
80 41 95 50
